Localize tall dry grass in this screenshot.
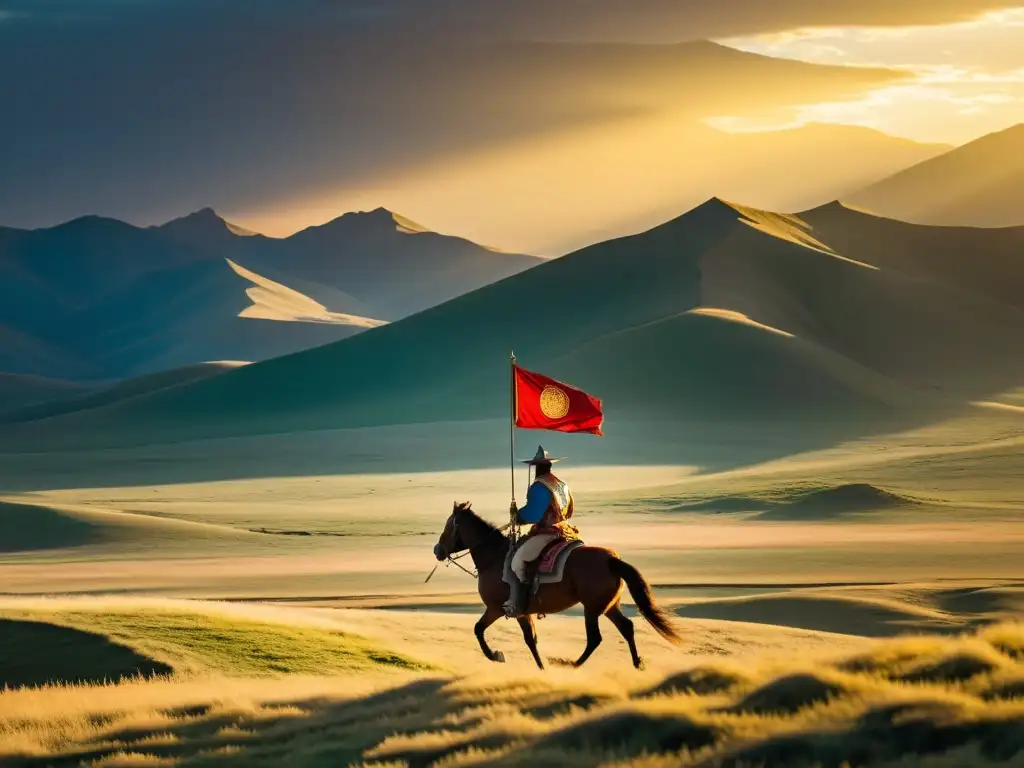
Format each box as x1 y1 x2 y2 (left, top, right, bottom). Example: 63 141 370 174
1 618 1022 766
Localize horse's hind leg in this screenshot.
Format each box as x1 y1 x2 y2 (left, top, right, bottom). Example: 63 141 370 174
517 615 544 669
573 610 603 667
606 602 643 670
517 615 544 670
475 605 506 663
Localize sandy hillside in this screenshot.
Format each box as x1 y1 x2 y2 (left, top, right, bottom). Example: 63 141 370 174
62 258 372 377
846 123 1024 228
259 208 542 320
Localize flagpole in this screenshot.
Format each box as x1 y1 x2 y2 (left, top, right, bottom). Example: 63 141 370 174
510 351 517 507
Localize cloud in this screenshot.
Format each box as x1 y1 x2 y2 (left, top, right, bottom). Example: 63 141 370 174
723 7 1024 69
711 8 1024 143
0 0 908 233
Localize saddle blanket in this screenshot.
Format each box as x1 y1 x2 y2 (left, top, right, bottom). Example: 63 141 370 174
538 538 575 573
530 538 585 592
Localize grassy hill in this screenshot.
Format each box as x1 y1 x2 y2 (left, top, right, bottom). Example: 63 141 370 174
0 373 92 411
0 605 1021 767
0 362 245 424
6 198 1024 451
552 309 917 420
0 499 260 557
0 602 428 691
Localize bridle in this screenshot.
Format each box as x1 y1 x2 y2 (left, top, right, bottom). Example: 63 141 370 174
427 508 511 581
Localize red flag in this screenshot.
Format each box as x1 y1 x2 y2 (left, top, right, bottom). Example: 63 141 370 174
514 365 603 436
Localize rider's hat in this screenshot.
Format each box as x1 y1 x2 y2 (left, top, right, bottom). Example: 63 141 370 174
521 445 563 465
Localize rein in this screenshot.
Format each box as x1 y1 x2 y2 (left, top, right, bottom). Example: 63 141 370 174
426 519 512 582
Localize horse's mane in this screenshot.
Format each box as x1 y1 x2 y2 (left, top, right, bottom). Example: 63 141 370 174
455 502 501 535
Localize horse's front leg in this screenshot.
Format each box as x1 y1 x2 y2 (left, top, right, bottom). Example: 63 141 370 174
474 605 506 663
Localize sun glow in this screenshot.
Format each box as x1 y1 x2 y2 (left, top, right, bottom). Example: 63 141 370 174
712 8 1024 144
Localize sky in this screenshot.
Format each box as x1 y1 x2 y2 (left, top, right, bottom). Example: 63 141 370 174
714 7 1024 144
1 1 1022 253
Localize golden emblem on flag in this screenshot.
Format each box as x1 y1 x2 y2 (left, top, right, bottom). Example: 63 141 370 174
539 385 570 419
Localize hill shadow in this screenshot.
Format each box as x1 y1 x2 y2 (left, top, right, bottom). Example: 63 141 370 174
0 501 100 552
673 594 961 638
0 618 172 689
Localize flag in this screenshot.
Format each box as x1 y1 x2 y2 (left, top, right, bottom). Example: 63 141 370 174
514 365 603 436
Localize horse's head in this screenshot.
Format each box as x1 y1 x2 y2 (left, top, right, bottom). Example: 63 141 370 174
434 501 472 561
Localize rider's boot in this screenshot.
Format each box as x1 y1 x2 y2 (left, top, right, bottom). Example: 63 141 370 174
504 577 529 618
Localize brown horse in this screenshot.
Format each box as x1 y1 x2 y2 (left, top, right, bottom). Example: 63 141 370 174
433 502 683 669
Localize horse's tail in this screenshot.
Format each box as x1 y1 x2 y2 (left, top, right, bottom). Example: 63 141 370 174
608 557 684 646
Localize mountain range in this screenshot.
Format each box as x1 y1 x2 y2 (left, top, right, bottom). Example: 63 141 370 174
6 199 1023 451
846 123 1024 228
562 122 951 252
0 208 541 380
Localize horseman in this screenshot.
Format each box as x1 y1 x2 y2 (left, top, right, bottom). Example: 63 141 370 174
504 445 580 617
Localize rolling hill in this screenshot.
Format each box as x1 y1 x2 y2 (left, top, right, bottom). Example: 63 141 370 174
0 324 103 380
845 123 1024 228
0 373 93 411
0 361 246 424
0 208 540 380
6 199 1024 451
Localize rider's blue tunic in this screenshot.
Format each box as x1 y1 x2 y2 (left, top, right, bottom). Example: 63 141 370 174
517 482 551 524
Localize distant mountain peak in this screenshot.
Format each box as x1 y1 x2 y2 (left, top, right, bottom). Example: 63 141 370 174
346 207 409 225
680 196 747 221
155 208 256 238
48 214 134 233
296 207 437 240
161 207 224 227
799 123 953 151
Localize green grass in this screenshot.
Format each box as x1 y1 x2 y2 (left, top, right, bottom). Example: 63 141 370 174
59 611 429 676
0 607 431 685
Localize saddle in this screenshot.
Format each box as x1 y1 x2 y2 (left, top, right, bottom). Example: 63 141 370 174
525 537 584 593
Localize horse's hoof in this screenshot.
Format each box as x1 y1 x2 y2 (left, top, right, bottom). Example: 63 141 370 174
634 657 646 671
492 651 506 664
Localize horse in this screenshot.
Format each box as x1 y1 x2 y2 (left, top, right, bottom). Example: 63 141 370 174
433 501 683 670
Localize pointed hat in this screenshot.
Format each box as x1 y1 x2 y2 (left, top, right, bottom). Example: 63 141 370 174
521 445 564 465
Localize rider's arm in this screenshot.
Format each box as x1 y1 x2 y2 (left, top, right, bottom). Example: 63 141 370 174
565 492 574 519
517 483 549 524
